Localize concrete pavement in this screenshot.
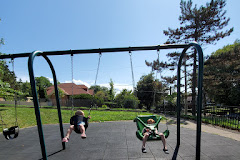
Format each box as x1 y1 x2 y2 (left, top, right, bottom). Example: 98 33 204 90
0 121 239 159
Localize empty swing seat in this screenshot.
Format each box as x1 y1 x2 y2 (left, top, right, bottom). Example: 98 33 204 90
3 126 19 140
134 115 169 140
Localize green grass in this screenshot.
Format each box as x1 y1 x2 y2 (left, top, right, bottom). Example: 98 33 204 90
0 106 155 132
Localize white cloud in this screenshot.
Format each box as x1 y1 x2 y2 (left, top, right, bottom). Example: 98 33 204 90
97 83 133 94
47 77 54 83
115 83 133 91
64 79 91 88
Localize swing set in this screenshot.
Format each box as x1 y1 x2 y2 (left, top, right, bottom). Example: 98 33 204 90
0 58 19 140
0 42 204 160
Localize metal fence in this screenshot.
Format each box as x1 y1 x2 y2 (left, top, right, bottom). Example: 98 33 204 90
203 105 240 131
155 104 240 131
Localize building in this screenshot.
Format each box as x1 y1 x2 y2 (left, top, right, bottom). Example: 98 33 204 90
46 83 94 106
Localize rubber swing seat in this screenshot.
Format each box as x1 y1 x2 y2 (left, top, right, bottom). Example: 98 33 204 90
3 126 19 140
134 115 169 140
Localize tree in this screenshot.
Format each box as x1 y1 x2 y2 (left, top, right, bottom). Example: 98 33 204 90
204 40 240 105
115 89 139 108
95 90 109 102
35 76 52 99
0 59 22 100
0 60 17 89
89 85 108 94
0 18 24 100
136 73 166 110
161 0 233 115
18 80 32 97
108 79 115 101
89 85 110 107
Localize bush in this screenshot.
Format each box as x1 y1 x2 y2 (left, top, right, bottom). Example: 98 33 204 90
71 94 93 100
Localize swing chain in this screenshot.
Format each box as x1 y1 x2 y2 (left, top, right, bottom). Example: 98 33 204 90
129 50 135 89
94 52 102 86
71 54 74 116
11 58 18 126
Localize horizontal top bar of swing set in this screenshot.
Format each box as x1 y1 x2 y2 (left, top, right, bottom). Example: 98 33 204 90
0 44 189 59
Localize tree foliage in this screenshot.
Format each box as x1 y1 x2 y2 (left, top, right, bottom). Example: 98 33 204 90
35 76 52 99
0 59 23 100
204 40 240 105
89 85 108 94
115 89 139 109
95 90 109 102
136 73 167 110
72 93 93 99
164 0 233 45
108 79 115 101
147 0 233 115
18 80 32 97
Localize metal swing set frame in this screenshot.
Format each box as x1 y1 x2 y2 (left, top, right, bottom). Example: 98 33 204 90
0 42 203 160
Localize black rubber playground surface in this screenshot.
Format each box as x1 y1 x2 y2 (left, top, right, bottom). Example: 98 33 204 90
0 121 239 160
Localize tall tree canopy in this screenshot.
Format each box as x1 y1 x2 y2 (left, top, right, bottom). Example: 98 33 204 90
164 0 233 44
204 40 240 106
148 0 233 115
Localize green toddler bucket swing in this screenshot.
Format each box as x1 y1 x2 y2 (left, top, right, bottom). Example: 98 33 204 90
134 115 169 140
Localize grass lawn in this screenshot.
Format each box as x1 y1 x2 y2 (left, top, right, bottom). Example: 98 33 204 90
0 106 158 132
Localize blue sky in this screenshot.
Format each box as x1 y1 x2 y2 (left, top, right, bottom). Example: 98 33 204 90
0 0 239 93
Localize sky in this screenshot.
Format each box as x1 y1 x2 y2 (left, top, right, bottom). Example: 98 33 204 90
0 0 239 93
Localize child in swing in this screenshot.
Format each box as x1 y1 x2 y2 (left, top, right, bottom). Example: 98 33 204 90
142 118 168 153
62 110 91 142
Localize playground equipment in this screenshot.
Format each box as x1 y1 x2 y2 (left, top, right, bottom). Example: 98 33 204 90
134 115 169 140
0 42 203 160
0 59 19 140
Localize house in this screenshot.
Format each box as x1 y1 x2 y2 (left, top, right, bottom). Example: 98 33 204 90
46 83 94 106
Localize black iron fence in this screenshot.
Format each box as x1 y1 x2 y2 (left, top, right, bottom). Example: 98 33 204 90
203 105 240 131
156 104 240 131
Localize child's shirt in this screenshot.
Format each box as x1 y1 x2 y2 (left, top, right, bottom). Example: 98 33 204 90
142 127 158 135
70 115 89 129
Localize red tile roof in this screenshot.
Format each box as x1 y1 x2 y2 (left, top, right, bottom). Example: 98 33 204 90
78 85 88 91
46 83 94 96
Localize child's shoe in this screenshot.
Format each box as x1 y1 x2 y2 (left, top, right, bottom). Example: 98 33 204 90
142 147 147 153
81 133 87 139
163 148 169 154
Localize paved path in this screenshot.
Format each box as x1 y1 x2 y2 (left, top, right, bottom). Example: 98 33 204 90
165 116 240 141
0 121 239 160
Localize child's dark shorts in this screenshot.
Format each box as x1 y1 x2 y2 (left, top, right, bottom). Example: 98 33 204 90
74 122 85 133
74 125 82 133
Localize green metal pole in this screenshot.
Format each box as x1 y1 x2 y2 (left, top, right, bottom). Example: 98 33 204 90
191 43 204 160
176 42 203 160
177 45 190 146
42 55 65 150
0 44 188 60
28 51 47 160
43 55 66 149
28 51 67 160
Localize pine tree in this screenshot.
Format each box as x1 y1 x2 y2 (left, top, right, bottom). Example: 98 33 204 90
147 0 233 116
